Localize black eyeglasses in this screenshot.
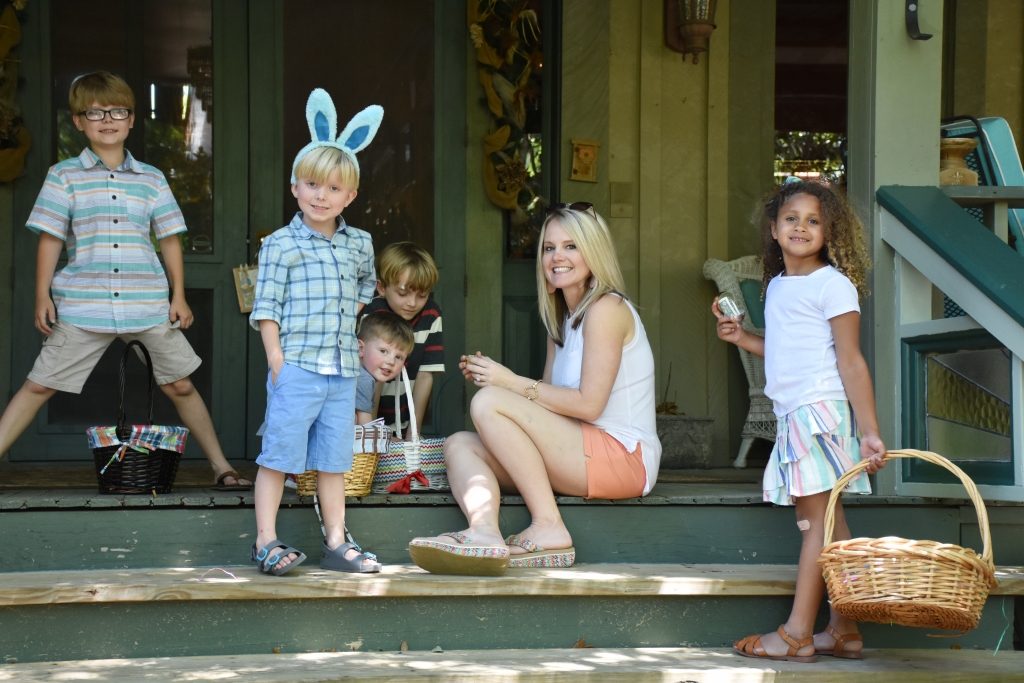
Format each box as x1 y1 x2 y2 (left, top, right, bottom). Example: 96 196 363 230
78 108 132 121
547 201 596 218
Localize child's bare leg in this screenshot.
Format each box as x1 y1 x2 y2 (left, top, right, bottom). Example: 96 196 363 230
0 381 57 457
813 501 863 656
743 491 829 658
254 466 297 571
160 377 250 485
317 472 359 559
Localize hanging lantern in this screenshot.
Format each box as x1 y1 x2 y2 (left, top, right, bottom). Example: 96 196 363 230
664 0 718 64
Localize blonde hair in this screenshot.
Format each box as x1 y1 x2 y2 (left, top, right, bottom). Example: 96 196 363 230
69 71 135 113
758 180 871 297
357 311 415 354
377 241 439 292
292 146 359 189
536 207 626 345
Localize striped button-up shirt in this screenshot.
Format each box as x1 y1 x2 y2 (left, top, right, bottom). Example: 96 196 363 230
249 213 376 376
26 148 187 333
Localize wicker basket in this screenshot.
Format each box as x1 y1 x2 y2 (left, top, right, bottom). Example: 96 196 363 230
294 421 387 497
818 449 997 632
295 451 377 498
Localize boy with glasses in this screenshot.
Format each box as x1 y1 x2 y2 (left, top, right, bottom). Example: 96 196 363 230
0 71 251 490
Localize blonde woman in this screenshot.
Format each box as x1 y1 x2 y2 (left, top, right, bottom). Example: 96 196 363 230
409 203 661 575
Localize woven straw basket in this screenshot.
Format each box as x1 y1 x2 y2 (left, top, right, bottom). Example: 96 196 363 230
296 452 377 498
819 449 997 632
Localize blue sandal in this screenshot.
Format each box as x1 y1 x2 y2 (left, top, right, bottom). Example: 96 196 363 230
251 539 307 576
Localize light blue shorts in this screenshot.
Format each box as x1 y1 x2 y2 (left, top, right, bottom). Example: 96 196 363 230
257 363 356 474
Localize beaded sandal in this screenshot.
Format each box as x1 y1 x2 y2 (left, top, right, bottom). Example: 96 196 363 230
408 531 509 576
504 533 575 568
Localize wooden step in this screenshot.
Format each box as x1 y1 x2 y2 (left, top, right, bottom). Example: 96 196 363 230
1 564 1019 664
2 563 1023 606
4 485 1020 571
3 647 1024 682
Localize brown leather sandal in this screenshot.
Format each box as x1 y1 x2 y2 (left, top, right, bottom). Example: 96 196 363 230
213 469 252 491
815 624 864 659
734 625 817 663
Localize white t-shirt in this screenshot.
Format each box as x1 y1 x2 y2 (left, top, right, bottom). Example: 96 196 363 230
763 265 860 418
550 296 661 495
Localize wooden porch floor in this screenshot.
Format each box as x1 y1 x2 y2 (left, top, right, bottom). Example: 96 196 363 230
2 460 1012 510
0 461 765 488
0 461 772 510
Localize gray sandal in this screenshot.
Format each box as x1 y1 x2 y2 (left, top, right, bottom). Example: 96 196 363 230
251 539 307 576
321 541 382 573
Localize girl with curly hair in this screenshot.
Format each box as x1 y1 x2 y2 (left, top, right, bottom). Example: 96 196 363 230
714 179 886 662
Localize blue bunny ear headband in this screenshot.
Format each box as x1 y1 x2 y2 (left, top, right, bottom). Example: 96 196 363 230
290 88 384 183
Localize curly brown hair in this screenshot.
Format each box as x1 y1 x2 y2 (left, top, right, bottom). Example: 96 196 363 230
758 180 871 298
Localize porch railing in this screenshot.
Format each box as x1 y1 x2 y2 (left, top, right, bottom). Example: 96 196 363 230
877 185 1024 499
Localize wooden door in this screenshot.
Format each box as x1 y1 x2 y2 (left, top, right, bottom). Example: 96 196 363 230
8 0 250 462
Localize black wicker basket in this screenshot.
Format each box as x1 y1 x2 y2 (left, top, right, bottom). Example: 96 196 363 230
89 341 187 494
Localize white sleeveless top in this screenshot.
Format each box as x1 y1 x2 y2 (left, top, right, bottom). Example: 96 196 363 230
551 297 661 495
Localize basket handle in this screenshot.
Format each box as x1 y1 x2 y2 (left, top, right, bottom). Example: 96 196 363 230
822 449 993 564
393 365 420 443
116 340 156 439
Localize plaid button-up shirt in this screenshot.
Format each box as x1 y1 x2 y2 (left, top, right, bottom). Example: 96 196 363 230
249 213 376 376
26 148 187 333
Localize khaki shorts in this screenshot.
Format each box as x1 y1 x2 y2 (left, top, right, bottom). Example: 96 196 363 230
581 422 646 500
28 321 202 393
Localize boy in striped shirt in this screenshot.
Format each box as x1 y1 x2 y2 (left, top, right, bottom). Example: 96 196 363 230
0 71 250 490
361 242 445 437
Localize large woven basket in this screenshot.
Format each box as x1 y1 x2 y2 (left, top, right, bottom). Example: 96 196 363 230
819 449 997 632
296 452 377 498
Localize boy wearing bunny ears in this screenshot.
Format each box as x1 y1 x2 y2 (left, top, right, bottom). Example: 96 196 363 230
248 90 383 576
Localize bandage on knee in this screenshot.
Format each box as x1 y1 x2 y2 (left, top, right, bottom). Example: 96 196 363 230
796 519 811 531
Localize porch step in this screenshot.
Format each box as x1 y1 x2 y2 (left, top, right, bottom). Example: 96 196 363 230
2 562 1023 606
3 647 1024 682
6 482 1022 570
1 564 1020 663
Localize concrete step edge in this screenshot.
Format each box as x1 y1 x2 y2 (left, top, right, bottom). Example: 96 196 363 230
3 647 1024 682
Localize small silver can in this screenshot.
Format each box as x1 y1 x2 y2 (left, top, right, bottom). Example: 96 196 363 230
717 295 745 320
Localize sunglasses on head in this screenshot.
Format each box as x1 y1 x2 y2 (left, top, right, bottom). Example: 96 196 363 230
547 201 596 218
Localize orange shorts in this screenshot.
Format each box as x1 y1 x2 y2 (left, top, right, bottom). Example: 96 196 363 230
581 422 646 500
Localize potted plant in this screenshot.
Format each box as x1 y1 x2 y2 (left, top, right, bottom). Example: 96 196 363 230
655 363 714 469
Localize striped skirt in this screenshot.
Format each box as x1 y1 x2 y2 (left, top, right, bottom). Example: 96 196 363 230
763 400 871 506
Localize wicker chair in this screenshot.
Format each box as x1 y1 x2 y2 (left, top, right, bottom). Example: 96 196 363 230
702 256 777 468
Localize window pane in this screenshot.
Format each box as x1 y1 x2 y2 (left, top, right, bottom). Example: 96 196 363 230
925 347 1012 461
51 0 214 254
282 1 434 251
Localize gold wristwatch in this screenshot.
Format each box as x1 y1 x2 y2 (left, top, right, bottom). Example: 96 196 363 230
524 379 542 401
